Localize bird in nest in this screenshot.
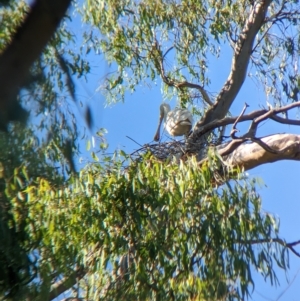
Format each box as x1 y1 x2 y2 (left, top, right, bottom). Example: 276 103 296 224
154 103 193 141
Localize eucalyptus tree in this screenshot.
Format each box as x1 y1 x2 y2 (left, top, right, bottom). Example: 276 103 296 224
1 0 300 300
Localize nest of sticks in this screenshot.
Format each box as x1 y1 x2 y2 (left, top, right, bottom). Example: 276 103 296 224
131 138 209 162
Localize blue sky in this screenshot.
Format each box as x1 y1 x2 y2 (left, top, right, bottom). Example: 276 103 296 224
65 5 300 300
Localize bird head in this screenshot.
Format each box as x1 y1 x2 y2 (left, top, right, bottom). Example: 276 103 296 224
159 103 171 120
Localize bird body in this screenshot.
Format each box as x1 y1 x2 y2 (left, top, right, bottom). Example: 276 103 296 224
154 103 193 141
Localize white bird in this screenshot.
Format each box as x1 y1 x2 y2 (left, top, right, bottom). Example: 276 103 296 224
154 103 193 141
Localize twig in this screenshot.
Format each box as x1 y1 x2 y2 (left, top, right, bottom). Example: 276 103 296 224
231 103 249 139
126 136 143 147
162 46 174 59
275 267 300 301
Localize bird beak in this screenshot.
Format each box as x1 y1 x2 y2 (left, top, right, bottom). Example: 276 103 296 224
154 114 164 142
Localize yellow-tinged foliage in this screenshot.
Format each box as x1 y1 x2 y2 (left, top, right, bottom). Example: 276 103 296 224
4 152 286 300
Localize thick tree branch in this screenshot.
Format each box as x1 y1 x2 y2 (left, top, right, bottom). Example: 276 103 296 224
47 243 102 300
195 133 300 171
192 0 272 137
223 104 295 156
225 134 300 171
0 0 71 126
48 266 87 301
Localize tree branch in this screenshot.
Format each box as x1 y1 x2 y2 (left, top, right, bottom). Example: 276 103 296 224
61 297 84 301
152 40 213 106
225 133 300 171
48 266 87 301
224 102 300 156
0 0 71 127
193 101 300 138
240 238 300 258
192 0 272 136
230 102 249 139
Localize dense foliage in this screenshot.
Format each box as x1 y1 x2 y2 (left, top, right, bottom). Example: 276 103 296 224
82 0 300 108
6 154 287 300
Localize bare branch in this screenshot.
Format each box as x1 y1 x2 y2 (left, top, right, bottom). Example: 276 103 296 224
194 101 300 138
270 115 300 126
231 103 249 138
233 102 300 155
256 101 300 123
240 238 300 258
217 139 245 157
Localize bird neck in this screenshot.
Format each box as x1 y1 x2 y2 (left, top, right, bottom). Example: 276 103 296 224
162 106 170 121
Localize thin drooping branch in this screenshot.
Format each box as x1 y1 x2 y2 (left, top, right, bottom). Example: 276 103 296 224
0 0 71 127
240 238 300 258
271 114 300 126
151 40 213 106
192 0 272 136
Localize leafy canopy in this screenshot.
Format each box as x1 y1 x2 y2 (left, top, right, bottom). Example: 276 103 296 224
82 0 300 107
7 153 286 300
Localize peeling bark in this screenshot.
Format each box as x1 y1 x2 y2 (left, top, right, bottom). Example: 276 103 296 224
225 134 300 171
